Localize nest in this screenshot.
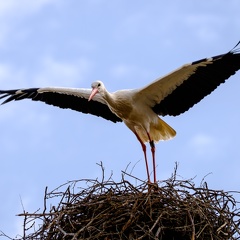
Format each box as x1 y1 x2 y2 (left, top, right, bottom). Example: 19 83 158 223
3 166 240 240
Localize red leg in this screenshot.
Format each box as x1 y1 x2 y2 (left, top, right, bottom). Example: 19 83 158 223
147 133 157 183
150 140 156 183
133 132 151 183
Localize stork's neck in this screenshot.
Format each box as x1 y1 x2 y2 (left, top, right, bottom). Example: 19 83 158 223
102 88 115 106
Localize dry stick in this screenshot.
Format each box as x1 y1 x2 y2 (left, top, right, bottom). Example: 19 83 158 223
12 169 240 240
187 210 195 240
151 213 163 238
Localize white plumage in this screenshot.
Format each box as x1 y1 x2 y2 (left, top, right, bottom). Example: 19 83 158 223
1 44 240 182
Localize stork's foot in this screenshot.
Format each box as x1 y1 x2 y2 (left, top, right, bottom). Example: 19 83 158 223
147 181 159 192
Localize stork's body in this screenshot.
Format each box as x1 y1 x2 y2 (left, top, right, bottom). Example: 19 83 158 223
89 86 176 182
1 43 240 183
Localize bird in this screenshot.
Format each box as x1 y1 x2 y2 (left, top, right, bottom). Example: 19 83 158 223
0 43 240 183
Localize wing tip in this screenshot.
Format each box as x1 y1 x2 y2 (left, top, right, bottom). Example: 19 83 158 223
191 41 240 66
229 40 240 54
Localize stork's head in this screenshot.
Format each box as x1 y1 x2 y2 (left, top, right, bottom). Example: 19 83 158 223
88 80 105 101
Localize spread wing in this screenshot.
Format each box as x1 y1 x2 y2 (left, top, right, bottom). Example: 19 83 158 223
136 45 240 116
0 87 122 123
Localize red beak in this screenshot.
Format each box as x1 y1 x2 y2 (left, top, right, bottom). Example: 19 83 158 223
88 88 99 101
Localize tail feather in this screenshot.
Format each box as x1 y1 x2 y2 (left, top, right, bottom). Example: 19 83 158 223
132 117 176 143
152 117 176 142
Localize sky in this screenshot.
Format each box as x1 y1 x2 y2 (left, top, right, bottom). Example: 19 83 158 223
0 0 240 237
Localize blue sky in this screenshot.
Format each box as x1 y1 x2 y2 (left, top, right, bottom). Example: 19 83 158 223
0 0 240 237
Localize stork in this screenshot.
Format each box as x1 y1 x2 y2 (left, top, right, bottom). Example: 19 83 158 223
0 44 240 183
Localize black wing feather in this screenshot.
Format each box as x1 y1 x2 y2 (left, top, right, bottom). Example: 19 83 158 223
0 89 122 123
153 49 240 116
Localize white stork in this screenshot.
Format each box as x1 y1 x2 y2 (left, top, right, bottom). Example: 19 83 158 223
0 43 240 183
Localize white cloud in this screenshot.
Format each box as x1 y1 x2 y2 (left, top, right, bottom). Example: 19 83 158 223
0 0 57 17
0 0 58 47
0 64 13 81
189 133 217 156
0 63 29 88
33 56 92 87
108 63 152 90
183 14 222 43
116 12 145 38
110 64 134 78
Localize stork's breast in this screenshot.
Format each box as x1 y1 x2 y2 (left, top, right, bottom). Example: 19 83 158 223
108 100 133 120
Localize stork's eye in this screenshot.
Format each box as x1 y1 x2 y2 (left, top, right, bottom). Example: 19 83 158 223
97 83 101 87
